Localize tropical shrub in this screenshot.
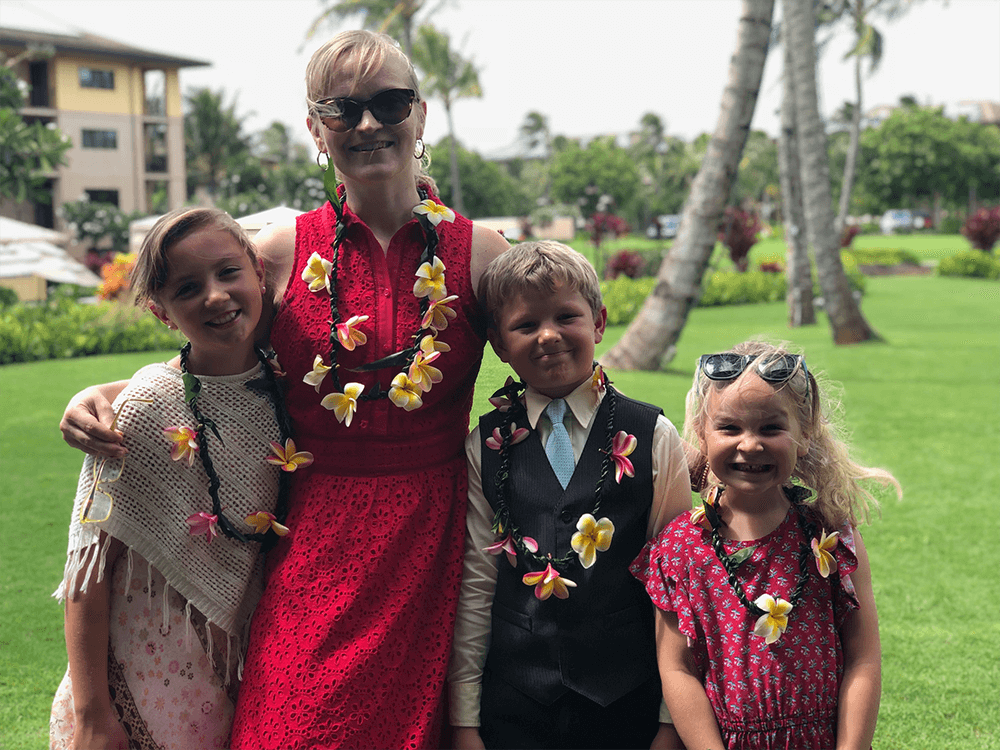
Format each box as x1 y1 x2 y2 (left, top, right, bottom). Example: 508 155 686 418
936 250 1000 280
840 224 861 248
98 253 137 301
938 214 963 234
718 206 761 271
0 286 18 308
961 206 1000 251
605 250 646 279
588 212 631 248
844 248 921 266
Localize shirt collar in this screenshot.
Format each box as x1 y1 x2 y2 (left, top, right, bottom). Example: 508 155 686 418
524 378 604 430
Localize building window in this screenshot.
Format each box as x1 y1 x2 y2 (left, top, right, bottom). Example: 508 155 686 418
144 123 168 172
85 189 119 207
82 129 118 149
79 67 114 90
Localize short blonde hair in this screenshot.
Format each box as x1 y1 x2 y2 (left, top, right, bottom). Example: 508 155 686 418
131 207 257 308
478 241 603 328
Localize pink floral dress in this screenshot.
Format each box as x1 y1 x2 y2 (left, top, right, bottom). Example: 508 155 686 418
631 505 859 749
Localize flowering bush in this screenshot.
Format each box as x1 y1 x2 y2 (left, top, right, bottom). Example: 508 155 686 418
840 225 862 248
98 253 136 301
605 250 646 279
961 206 1000 251
588 212 630 249
718 207 762 271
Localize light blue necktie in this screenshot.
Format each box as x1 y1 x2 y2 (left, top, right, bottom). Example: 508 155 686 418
544 398 574 489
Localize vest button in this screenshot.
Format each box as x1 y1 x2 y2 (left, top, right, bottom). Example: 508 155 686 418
560 510 573 523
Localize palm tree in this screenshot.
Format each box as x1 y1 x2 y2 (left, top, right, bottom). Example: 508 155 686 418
601 0 775 371
412 25 482 216
782 0 878 344
305 0 430 58
519 111 551 157
184 88 252 199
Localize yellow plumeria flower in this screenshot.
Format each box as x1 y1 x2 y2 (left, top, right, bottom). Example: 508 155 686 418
320 382 364 426
421 294 459 332
522 562 577 601
413 257 449 301
752 594 793 644
245 511 290 537
303 354 332 392
163 426 199 466
570 513 615 569
335 314 369 351
302 252 333 293
388 373 423 411
591 365 606 398
408 350 444 392
811 529 840 578
266 438 315 472
420 333 451 354
412 198 456 226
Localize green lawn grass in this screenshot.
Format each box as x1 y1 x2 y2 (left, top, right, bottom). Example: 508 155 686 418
2 274 997 749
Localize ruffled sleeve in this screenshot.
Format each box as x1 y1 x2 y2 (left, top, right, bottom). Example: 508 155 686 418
831 523 860 630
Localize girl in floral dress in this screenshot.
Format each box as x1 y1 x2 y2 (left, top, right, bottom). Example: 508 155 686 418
51 208 307 750
632 341 900 750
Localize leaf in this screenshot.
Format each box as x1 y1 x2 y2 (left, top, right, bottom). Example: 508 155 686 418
323 163 341 213
182 371 201 405
346 348 412 372
724 545 757 568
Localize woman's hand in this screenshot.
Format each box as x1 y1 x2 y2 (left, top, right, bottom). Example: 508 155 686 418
60 382 128 457
451 726 486 750
71 704 129 750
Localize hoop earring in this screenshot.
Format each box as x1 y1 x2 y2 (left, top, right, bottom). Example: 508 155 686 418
413 139 426 160
316 150 329 169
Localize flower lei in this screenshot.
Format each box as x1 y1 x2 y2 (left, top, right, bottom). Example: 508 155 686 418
696 484 840 643
173 343 307 545
485 366 638 600
300 165 457 423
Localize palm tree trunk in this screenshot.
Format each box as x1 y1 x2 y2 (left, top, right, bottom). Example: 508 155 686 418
835 49 863 236
602 0 775 370
778 42 815 326
782 0 879 344
444 104 465 216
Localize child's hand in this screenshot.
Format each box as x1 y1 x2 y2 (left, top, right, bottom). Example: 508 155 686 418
451 726 486 750
60 384 127 458
650 722 683 749
72 705 129 749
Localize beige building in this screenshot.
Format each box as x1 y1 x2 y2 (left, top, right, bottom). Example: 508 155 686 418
0 26 207 229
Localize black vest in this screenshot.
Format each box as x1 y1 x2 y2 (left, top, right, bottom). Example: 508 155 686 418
480 391 661 706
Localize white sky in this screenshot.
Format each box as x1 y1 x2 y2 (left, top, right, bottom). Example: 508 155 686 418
3 0 998 154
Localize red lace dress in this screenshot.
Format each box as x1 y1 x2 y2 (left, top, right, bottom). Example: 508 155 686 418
230 198 485 749
631 506 860 749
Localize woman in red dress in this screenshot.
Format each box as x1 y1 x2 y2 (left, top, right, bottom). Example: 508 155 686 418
60 30 509 749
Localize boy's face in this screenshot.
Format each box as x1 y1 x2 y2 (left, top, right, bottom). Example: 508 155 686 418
489 282 607 400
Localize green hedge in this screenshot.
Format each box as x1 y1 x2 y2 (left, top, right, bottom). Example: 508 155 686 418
0 297 184 365
936 250 1000 280
844 247 921 266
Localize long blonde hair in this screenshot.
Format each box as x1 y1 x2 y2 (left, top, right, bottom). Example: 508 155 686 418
685 340 901 528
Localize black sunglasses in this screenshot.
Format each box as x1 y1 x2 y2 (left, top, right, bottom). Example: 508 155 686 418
313 88 416 132
699 353 809 395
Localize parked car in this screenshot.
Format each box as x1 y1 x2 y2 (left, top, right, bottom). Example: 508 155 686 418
646 214 681 239
880 209 913 234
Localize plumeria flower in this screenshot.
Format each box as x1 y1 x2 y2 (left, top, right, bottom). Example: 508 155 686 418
412 198 456 226
408 350 444 392
245 511 290 537
488 376 518 412
266 355 286 379
320 382 365 426
690 488 718 529
301 252 333 293
388 373 423 411
421 295 459 332
570 514 615 569
811 529 840 578
266 438 315 472
590 365 606 398
186 512 219 543
484 532 538 567
413 257 449 301
419 333 451 354
752 594 793 644
164 426 199 466
335 314 369 351
303 354 332 392
609 431 637 484
485 423 530 451
522 563 577 601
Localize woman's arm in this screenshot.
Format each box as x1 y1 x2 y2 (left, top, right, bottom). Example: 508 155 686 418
251 222 296 346
60 382 129 457
65 536 129 750
836 530 882 750
655 609 726 750
469 223 510 299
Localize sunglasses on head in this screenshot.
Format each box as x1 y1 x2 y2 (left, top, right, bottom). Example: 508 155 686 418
313 88 416 132
699 353 809 394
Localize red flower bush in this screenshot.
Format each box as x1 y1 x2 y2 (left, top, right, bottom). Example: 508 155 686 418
605 250 646 279
588 212 631 249
718 207 762 272
961 206 1000 251
840 225 861 249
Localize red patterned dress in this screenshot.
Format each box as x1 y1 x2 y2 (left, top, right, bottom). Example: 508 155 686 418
631 504 860 749
230 197 485 749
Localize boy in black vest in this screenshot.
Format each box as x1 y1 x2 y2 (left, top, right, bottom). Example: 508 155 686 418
449 241 691 749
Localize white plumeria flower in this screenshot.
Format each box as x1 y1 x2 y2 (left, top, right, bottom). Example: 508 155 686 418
413 256 448 301
302 252 333 293
752 594 793 644
303 355 332 392
320 383 364 426
412 199 456 226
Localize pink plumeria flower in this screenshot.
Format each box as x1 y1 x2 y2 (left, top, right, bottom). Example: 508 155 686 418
419 333 451 354
408 350 444 392
413 256 449 301
811 529 840 578
752 594 793 644
522 562 577 601
412 198 456 226
266 438 315 472
245 511 290 537
335 314 369 351
609 430 637 484
488 376 517 412
590 365 606 398
164 426 198 466
303 354 332 392
320 382 364 426
690 488 718 530
267 355 286 379
421 294 458 332
483 532 538 567
485 423 529 451
186 511 219 543
388 373 423 411
570 513 615 569
301 252 333 293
